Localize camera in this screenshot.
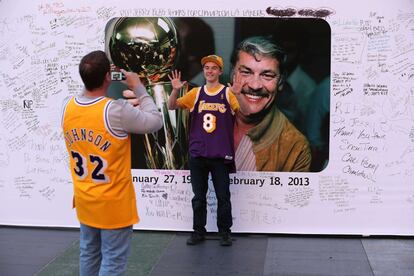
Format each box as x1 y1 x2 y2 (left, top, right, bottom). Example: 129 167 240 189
110 71 126 81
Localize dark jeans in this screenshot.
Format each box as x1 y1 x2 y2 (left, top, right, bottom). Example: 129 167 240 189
189 156 233 235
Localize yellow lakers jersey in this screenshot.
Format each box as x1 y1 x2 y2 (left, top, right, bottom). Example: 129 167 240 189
62 96 138 229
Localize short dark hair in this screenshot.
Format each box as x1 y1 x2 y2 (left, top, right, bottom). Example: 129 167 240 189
231 36 286 75
79 50 110 91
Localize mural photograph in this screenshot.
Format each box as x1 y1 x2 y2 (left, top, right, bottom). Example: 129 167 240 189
105 17 331 172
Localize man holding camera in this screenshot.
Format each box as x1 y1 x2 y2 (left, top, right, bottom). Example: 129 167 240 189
62 50 162 275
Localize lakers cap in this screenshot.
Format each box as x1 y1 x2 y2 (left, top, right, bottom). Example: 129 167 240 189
201 55 223 70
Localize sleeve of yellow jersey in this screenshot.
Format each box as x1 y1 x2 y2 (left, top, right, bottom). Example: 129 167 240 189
227 88 240 112
176 87 199 110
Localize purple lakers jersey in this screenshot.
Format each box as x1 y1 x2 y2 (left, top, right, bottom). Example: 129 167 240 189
189 85 235 160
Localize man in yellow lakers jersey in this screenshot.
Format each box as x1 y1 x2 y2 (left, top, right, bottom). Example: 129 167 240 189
168 55 240 246
61 50 162 275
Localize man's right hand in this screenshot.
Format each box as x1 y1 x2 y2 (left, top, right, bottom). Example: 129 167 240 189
167 70 186 110
121 69 145 91
168 70 187 91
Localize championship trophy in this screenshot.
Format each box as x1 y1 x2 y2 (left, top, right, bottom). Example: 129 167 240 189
105 17 188 169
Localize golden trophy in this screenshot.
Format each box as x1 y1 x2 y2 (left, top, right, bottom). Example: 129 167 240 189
106 17 188 169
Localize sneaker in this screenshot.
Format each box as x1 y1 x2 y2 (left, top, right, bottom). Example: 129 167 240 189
186 232 205 245
220 233 232 246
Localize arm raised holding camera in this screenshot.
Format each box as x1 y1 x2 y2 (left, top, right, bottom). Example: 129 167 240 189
108 69 162 135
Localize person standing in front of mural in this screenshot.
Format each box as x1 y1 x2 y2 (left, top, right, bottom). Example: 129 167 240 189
61 50 162 275
230 36 311 172
167 55 240 246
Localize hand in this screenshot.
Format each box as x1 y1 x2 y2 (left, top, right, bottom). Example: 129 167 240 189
229 73 252 116
168 70 187 91
120 69 144 91
122 89 139 106
228 73 244 96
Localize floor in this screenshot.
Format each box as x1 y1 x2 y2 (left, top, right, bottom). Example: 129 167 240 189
0 226 413 276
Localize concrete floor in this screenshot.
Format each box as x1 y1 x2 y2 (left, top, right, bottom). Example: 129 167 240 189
1 226 413 276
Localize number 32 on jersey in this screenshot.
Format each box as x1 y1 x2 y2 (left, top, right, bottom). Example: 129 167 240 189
70 150 109 183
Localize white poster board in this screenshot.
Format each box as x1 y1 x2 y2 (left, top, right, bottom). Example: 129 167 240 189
0 0 413 235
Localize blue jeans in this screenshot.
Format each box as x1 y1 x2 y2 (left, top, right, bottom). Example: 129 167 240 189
79 223 133 276
189 156 233 235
